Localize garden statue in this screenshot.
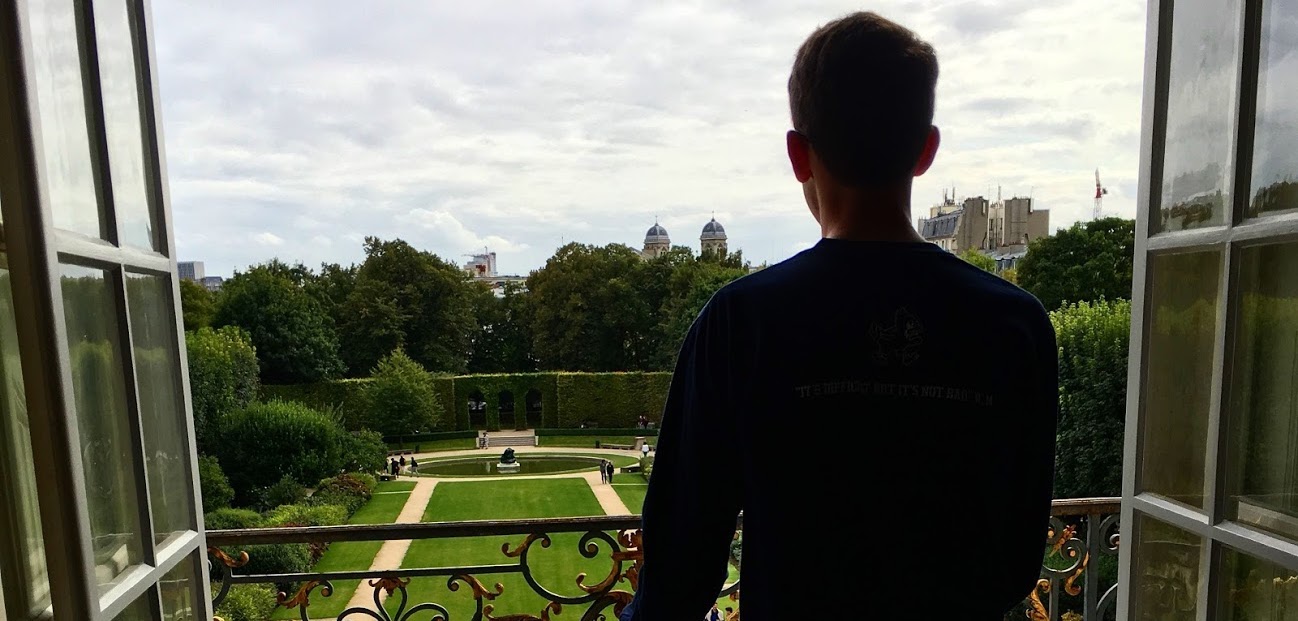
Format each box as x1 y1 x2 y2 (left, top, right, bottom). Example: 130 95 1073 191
500 448 517 464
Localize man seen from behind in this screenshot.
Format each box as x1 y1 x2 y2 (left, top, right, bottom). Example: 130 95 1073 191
622 11 1059 621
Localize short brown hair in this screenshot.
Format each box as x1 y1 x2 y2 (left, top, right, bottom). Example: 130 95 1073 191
788 12 938 187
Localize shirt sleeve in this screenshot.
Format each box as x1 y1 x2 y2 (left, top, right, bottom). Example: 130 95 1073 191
621 294 742 621
985 307 1060 615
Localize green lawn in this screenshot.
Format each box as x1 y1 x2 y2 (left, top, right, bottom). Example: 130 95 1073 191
272 487 413 620
392 479 614 619
375 480 418 493
610 473 648 513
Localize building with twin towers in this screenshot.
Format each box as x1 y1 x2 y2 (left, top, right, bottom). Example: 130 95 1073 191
639 217 728 259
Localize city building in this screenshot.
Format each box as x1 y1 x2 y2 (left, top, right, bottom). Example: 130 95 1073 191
463 250 525 296
177 260 205 282
917 191 1049 255
200 276 224 292
641 222 671 259
639 217 731 259
700 218 727 255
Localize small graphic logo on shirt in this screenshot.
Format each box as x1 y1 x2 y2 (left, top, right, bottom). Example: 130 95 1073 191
868 307 924 366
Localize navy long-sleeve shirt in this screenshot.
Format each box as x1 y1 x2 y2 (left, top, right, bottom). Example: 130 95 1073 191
622 238 1058 621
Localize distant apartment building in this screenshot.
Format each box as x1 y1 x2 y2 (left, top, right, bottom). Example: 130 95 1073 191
177 260 205 282
918 192 1049 264
463 251 497 278
200 276 224 292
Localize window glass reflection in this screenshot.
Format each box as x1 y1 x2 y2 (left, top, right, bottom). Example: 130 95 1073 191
60 264 143 592
1228 242 1298 541
1247 0 1298 217
0 255 51 617
1156 0 1240 232
94 0 157 249
1140 251 1220 507
126 273 195 543
29 0 103 238
1131 514 1201 621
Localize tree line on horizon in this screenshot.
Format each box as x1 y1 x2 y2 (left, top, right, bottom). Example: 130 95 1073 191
181 236 750 384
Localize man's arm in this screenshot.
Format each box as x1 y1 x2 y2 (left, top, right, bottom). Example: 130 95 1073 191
622 296 742 621
986 308 1060 615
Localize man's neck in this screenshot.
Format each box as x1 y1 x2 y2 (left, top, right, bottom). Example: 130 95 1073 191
816 183 925 243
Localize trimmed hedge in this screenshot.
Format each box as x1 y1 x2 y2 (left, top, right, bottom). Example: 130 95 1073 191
536 428 659 437
264 372 671 432
381 430 478 443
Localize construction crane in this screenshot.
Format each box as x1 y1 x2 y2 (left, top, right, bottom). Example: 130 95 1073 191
1094 169 1109 220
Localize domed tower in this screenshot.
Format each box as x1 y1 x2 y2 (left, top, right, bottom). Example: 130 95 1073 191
700 217 727 256
642 222 671 259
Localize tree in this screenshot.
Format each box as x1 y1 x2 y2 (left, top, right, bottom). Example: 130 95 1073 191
1017 217 1135 310
213 264 344 383
654 254 748 366
198 455 235 513
338 238 477 374
186 326 260 452
362 349 443 435
958 249 997 273
527 243 655 371
212 400 348 504
467 282 536 373
179 279 215 330
1051 299 1131 498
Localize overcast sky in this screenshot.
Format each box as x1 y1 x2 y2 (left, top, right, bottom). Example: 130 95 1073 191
154 0 1147 277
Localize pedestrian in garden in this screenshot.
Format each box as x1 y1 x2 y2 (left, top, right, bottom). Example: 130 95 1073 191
724 608 736 621
410 457 419 474
605 460 614 484
389 458 398 477
623 12 1059 621
708 604 721 621
399 454 407 470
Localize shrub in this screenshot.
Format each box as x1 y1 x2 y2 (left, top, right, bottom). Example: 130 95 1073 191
350 472 379 493
343 429 388 475
640 454 654 481
264 503 348 528
204 508 263 530
187 326 259 452
214 584 277 621
363 349 443 435
254 475 307 511
239 543 311 593
309 473 373 516
212 400 347 505
198 456 235 513
536 428 659 437
1052 299 1131 498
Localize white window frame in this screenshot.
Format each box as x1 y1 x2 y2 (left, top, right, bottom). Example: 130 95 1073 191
1121 0 1298 619
0 0 210 618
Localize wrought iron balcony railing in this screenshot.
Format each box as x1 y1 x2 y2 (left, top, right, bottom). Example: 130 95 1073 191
205 498 1119 621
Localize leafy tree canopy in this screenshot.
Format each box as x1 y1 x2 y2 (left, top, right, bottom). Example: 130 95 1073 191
1018 217 1135 310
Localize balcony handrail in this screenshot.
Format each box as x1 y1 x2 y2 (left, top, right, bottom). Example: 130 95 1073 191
206 498 1120 621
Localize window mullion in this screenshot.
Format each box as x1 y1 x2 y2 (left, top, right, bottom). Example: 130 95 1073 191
113 268 158 571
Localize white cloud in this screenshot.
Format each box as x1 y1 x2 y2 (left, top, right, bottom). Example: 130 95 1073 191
254 232 284 247
155 0 1149 276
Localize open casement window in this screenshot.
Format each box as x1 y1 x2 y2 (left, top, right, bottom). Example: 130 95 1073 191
1123 0 1298 619
0 1 209 619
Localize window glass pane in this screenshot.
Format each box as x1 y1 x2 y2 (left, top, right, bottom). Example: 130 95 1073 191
1247 0 1298 217
1140 251 1220 507
1155 0 1240 232
1130 514 1201 621
1227 242 1298 540
0 255 51 617
111 591 152 621
1218 546 1298 620
93 0 156 250
28 0 103 238
60 264 143 591
159 556 200 621
126 273 193 541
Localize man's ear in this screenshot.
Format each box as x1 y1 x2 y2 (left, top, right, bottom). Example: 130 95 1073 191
913 126 940 177
787 130 814 183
